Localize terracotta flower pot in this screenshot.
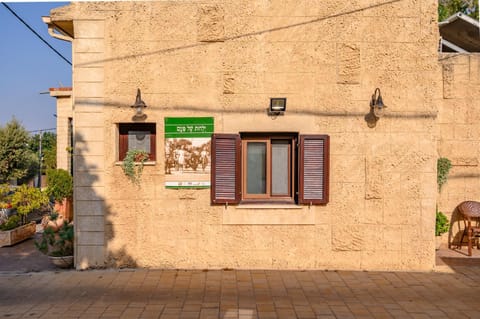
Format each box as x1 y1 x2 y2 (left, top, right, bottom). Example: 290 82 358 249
53 198 73 222
41 214 66 232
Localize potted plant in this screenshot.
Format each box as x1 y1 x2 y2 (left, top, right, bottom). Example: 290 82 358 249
0 185 49 247
121 149 149 184
436 210 450 250
46 168 73 221
35 212 74 268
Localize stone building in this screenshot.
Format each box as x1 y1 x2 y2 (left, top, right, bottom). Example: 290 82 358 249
43 0 459 271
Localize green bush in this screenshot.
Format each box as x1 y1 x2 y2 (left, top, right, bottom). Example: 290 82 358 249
35 212 73 257
11 185 49 225
46 168 73 201
0 215 20 231
0 183 12 209
436 211 449 236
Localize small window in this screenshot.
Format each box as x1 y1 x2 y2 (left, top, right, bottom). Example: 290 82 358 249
211 133 329 205
119 123 156 161
242 135 295 202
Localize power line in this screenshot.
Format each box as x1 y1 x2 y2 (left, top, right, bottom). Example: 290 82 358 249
29 128 56 134
1 2 72 66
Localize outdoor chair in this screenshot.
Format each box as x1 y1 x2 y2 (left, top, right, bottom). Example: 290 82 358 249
457 201 480 256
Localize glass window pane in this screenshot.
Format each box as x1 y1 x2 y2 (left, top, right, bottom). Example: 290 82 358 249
247 142 266 194
272 142 289 195
128 130 150 153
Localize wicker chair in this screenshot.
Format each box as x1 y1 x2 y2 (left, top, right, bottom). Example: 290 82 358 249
457 201 480 256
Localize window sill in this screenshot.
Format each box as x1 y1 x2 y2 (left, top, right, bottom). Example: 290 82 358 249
235 204 302 209
223 206 314 225
115 161 156 166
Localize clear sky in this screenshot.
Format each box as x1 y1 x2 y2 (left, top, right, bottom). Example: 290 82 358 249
0 1 71 133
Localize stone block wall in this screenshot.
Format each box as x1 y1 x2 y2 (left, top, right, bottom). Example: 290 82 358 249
438 54 480 247
49 88 72 173
50 0 441 271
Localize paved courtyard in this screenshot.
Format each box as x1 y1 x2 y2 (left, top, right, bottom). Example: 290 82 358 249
2 236 480 319
0 264 480 319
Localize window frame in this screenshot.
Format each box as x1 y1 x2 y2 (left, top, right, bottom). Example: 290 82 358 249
241 134 296 202
211 133 329 206
118 123 156 161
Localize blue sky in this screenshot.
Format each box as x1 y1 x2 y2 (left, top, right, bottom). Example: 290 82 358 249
0 1 71 133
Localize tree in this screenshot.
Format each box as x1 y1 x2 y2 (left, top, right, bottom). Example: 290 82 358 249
0 118 37 183
29 132 57 172
439 0 479 21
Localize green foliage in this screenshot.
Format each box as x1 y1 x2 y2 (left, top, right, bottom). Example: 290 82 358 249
0 215 20 231
29 132 57 172
11 185 49 225
0 118 36 183
35 213 73 257
121 149 149 184
439 0 479 21
436 211 450 236
43 145 57 171
437 157 452 191
46 168 73 201
0 183 12 209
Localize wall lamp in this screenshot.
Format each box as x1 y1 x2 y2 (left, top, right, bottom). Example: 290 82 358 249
370 88 387 119
269 98 286 115
131 88 147 117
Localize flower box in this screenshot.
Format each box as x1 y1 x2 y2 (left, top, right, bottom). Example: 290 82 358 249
0 222 36 247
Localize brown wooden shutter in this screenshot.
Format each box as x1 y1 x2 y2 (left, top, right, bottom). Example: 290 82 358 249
298 135 329 205
211 134 241 204
119 125 129 161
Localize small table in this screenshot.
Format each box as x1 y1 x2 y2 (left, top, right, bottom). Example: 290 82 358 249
458 201 480 256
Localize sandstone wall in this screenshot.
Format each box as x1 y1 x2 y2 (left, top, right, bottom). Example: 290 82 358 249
52 0 442 271
50 88 73 173
438 54 480 247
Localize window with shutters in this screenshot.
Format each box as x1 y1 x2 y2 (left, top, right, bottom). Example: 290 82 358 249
211 133 329 205
118 123 156 161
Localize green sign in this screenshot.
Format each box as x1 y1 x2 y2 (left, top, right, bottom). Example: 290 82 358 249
164 117 213 189
165 117 214 138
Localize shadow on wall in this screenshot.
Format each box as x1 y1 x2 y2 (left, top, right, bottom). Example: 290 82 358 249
73 131 137 269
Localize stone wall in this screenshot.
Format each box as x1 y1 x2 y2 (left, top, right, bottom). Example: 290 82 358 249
438 54 480 247
50 0 442 271
49 88 72 173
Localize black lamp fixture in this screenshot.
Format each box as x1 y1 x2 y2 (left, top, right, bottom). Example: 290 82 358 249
370 88 387 119
269 98 286 115
131 88 147 117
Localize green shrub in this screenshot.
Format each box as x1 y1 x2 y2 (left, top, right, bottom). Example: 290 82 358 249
11 185 49 225
0 183 12 209
35 212 73 257
46 168 73 201
436 211 449 236
0 215 20 231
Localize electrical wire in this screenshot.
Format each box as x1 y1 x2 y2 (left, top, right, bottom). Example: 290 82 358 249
1 2 71 66
29 128 56 134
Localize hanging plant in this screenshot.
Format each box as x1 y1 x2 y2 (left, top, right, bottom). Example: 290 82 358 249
437 157 452 191
121 149 149 184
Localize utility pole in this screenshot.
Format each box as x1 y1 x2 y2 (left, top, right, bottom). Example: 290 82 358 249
38 133 42 188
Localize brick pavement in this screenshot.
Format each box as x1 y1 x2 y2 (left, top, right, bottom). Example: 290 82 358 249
1 266 480 319
2 238 480 318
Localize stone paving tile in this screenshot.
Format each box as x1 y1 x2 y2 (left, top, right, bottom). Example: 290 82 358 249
0 267 480 318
